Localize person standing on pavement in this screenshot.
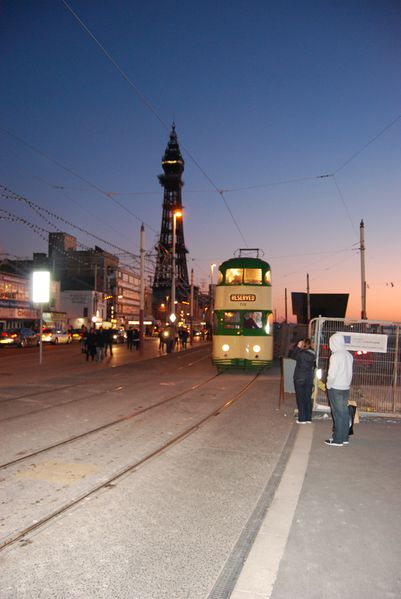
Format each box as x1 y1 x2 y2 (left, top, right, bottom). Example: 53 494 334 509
132 328 140 350
95 327 105 362
86 327 97 361
290 338 315 423
104 328 113 357
126 327 133 350
325 332 353 447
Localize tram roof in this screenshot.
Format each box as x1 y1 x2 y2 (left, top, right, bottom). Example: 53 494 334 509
218 257 271 271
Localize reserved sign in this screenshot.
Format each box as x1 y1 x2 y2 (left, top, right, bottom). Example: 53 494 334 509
230 294 256 302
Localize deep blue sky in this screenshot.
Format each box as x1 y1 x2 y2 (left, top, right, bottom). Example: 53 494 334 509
1 0 400 320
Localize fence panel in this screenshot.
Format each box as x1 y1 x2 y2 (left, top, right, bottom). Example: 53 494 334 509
310 317 401 415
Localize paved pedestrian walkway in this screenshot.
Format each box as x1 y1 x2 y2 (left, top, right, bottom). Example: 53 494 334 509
230 415 401 599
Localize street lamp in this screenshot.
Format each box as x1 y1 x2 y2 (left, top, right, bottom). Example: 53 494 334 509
209 263 216 337
32 270 50 365
170 209 182 326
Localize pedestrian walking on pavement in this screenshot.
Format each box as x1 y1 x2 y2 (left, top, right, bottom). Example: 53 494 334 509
325 332 353 447
104 328 113 357
126 327 133 350
95 327 105 362
290 338 315 423
132 328 140 350
86 327 97 361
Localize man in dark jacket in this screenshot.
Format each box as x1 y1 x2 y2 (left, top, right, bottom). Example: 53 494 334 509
290 338 315 423
104 328 113 357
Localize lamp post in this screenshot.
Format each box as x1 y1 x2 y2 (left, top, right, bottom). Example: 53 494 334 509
170 210 182 328
210 263 216 339
32 271 50 365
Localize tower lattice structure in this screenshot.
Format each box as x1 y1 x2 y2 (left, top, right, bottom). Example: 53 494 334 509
152 125 189 318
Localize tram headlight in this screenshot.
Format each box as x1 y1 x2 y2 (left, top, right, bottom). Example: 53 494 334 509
222 344 230 352
253 344 261 353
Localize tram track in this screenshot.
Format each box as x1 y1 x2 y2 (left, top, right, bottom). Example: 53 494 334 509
0 370 262 552
0 369 220 470
0 348 211 423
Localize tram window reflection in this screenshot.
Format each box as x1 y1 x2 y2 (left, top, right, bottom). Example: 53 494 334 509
244 268 262 284
244 312 263 329
223 311 241 329
225 269 243 285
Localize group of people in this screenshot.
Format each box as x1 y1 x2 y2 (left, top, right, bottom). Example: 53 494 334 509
158 327 190 353
81 326 114 361
126 328 140 350
290 332 353 447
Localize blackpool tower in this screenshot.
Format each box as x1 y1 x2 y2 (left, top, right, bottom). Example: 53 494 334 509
152 124 189 321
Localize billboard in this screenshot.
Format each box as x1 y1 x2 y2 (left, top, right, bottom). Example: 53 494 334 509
292 292 349 324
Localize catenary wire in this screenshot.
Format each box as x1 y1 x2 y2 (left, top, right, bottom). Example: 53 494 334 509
61 0 249 247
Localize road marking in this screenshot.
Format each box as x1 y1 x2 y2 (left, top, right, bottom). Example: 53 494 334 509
230 425 313 599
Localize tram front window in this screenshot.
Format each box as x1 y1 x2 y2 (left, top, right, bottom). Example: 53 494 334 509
244 312 263 329
223 311 241 329
225 269 243 285
244 268 262 285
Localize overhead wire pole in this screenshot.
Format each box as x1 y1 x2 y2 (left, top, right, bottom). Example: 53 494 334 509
190 268 194 346
139 224 145 354
360 219 367 319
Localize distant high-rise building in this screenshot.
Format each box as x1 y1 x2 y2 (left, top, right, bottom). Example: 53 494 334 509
152 124 189 320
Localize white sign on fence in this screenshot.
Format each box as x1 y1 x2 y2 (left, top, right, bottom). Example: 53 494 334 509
342 332 388 353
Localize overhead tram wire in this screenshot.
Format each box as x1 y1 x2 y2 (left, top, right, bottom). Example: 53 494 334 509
61 0 249 248
0 185 140 260
333 112 401 174
61 0 167 131
0 126 158 236
0 186 155 276
0 207 154 284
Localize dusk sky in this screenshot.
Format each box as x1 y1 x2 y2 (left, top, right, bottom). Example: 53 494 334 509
1 1 400 321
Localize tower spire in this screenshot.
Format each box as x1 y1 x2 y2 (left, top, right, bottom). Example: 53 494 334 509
152 124 189 321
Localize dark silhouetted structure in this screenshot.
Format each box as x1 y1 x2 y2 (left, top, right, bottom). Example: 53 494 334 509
292 292 349 324
152 124 190 321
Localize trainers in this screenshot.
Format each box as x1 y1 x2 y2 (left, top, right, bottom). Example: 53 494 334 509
324 439 343 446
296 420 306 424
343 440 349 445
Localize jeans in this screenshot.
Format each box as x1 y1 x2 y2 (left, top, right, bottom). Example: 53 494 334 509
328 388 349 443
294 378 313 422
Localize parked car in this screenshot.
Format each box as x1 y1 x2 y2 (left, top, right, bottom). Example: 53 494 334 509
0 328 39 348
42 328 71 344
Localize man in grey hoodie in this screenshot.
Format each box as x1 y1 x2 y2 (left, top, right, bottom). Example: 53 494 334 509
325 332 353 447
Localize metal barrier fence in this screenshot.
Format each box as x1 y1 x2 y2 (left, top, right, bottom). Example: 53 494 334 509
310 317 401 415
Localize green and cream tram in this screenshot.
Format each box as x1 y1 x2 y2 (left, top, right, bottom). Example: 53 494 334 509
212 252 273 369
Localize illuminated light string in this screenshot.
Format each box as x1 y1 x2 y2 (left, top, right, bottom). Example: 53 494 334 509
0 185 141 260
0 184 156 276
0 206 155 282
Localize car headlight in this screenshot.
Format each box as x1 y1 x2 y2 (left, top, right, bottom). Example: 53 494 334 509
253 344 261 353
222 344 230 352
